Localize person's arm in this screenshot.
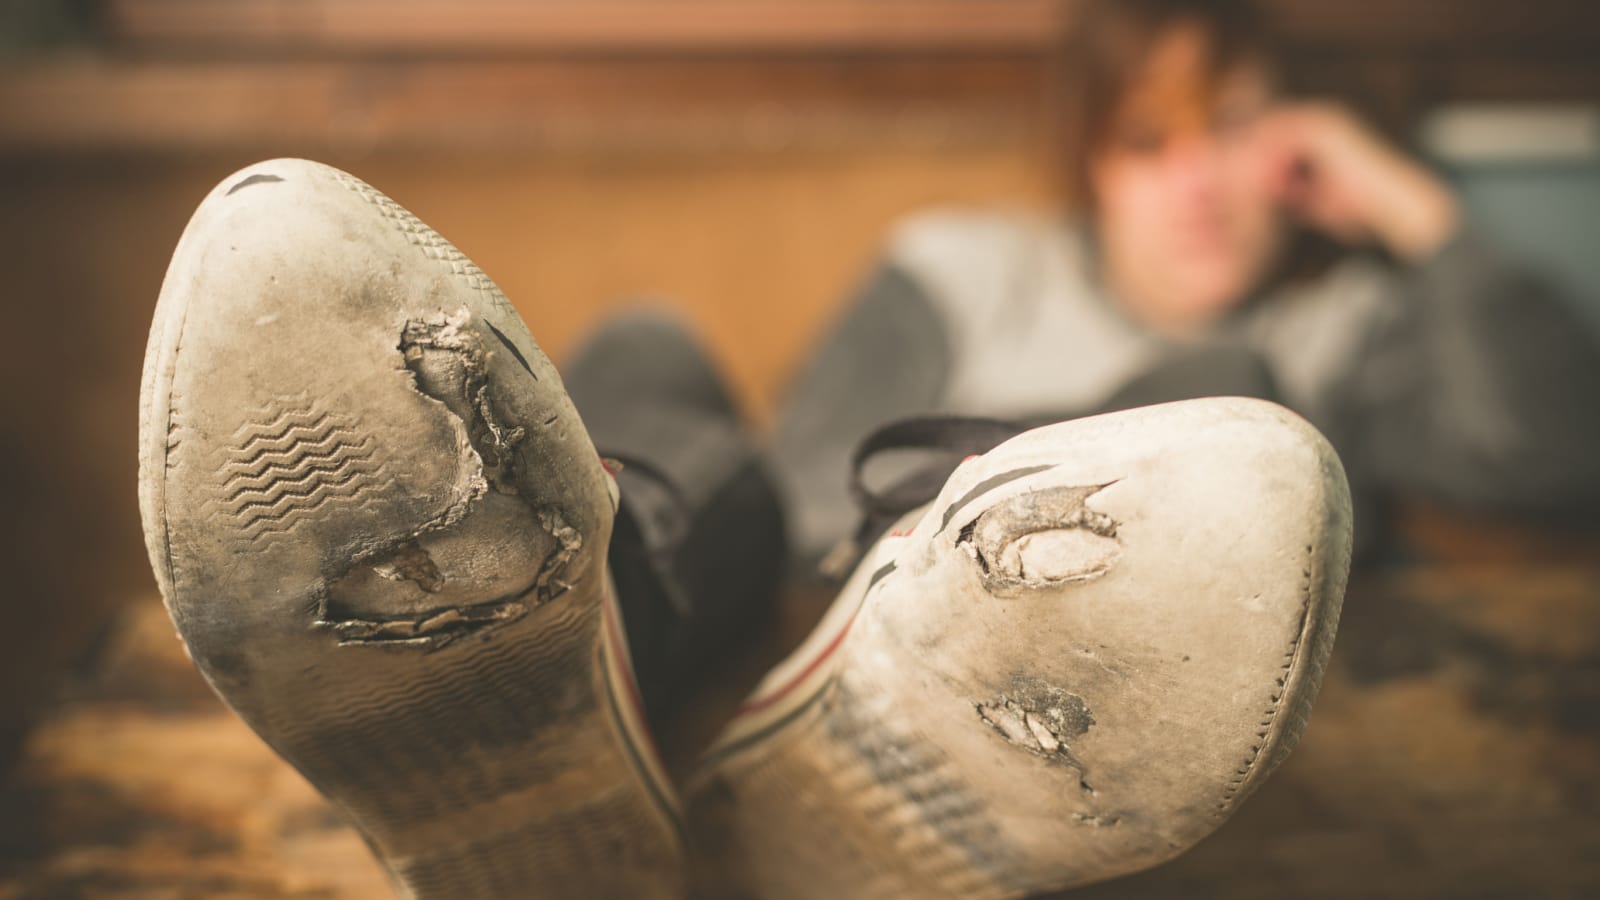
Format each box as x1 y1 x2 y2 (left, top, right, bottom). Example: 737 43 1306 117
1262 102 1600 514
771 260 954 568
1352 232 1600 514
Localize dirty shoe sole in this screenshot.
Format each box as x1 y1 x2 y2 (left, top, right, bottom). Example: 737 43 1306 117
689 398 1351 899
138 159 683 899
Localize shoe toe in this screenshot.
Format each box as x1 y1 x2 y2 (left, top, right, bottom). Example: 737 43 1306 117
874 398 1352 884
140 160 681 898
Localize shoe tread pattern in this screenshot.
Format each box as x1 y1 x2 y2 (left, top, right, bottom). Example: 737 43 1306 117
209 396 389 541
332 170 500 296
699 673 1023 900
262 600 678 899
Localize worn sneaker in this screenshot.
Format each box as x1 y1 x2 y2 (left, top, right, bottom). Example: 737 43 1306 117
688 397 1352 899
138 159 683 899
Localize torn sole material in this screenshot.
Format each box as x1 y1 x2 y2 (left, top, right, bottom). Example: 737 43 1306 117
688 398 1352 900
138 158 683 899
975 675 1097 787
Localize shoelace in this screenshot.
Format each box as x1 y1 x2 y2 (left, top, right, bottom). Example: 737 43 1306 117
820 415 1025 579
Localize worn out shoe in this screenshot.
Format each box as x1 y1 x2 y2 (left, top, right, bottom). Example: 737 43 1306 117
137 159 683 899
688 398 1352 899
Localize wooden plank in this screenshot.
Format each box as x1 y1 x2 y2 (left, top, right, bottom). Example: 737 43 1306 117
7 0 1600 155
0 56 1047 155
100 0 1600 55
103 0 1075 54
6 50 1599 156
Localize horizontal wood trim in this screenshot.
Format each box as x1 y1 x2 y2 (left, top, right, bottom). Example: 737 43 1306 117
4 51 1599 156
6 0 1598 155
101 0 1600 55
0 56 1050 155
103 0 1074 54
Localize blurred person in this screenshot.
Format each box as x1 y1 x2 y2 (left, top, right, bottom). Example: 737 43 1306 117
773 0 1600 567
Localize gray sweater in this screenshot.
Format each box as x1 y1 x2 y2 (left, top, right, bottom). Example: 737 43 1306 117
773 209 1600 562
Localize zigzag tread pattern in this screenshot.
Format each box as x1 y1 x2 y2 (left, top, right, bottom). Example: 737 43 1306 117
215 398 388 539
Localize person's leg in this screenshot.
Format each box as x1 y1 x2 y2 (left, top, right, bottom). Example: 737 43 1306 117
563 313 788 725
1094 343 1282 415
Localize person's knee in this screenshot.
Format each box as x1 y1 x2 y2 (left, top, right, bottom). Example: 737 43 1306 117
1102 345 1280 413
565 306 738 419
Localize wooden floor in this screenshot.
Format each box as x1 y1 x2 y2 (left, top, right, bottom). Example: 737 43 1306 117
3 554 1599 899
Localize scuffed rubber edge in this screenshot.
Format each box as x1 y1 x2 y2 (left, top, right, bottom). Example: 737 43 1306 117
598 573 686 843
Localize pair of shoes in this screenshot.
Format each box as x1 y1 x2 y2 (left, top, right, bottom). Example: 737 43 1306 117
138 160 1352 899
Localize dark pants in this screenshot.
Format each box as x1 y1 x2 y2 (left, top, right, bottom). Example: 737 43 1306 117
563 314 788 724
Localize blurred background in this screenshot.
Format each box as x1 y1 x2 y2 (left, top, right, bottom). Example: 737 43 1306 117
1 1 1598 897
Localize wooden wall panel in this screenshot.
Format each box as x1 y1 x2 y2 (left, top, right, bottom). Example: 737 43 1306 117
4 0 1596 156
95 0 1600 55
0 56 1052 155
100 0 1071 53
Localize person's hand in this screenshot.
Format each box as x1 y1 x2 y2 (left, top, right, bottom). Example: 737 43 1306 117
1255 103 1460 261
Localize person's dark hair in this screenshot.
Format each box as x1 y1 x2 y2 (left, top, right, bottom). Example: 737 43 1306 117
1068 0 1278 206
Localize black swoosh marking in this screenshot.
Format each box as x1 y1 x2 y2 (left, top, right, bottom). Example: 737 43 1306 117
937 464 1056 534
227 173 284 195
866 560 898 592
485 320 537 379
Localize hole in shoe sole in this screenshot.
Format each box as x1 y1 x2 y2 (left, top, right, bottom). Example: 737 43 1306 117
959 483 1120 590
